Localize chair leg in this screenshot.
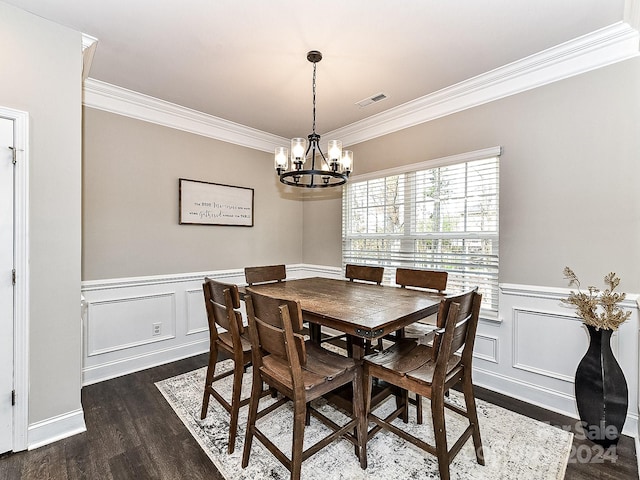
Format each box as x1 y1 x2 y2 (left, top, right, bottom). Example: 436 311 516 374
462 370 485 465
291 398 307 480
227 359 244 454
352 367 367 469
200 345 218 419
363 364 373 418
401 388 409 423
241 369 263 469
416 395 423 424
431 390 450 480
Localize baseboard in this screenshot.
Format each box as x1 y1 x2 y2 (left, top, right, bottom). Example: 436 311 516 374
28 408 86 450
82 338 209 386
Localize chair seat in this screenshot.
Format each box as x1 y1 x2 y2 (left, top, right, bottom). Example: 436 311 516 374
218 330 252 352
261 341 359 391
403 319 437 338
365 339 461 386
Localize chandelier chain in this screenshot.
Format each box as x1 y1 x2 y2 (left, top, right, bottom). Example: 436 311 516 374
312 61 317 135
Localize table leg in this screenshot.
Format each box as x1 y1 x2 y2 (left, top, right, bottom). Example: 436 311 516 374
350 335 365 361
308 323 322 344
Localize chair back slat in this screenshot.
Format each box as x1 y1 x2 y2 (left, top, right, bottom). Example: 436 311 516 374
252 314 306 364
432 288 479 360
245 289 306 367
203 277 244 336
245 264 286 286
433 289 481 372
345 264 384 285
395 268 448 292
245 288 304 332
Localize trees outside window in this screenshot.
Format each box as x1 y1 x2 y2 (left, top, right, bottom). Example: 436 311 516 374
343 156 499 313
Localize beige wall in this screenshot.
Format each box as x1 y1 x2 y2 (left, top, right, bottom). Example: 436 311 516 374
303 58 640 291
0 2 82 423
82 108 304 280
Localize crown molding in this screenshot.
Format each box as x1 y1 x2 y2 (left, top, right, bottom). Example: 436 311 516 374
83 79 287 153
327 22 640 146
81 33 98 81
83 22 639 152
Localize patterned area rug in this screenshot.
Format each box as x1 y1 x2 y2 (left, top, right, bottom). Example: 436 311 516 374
156 360 572 480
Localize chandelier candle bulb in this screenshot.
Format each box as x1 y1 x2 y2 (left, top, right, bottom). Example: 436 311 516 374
327 140 343 170
290 138 306 168
341 150 353 175
274 147 288 172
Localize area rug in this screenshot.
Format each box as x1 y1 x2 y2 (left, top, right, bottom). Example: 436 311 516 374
156 360 572 480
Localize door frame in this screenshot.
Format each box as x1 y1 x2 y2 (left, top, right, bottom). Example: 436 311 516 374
0 106 29 452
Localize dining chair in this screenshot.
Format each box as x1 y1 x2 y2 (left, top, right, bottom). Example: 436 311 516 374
393 267 448 340
363 288 484 480
393 267 449 423
345 263 384 284
242 289 367 480
244 264 286 286
200 277 271 454
320 264 385 356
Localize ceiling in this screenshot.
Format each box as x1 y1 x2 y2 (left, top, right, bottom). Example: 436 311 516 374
4 0 628 139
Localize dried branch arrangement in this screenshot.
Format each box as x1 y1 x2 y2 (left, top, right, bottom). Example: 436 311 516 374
562 267 631 330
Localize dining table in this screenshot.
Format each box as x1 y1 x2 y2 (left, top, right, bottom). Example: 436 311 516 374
241 276 442 360
241 275 444 429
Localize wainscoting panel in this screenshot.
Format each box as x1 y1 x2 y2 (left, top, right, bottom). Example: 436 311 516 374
512 308 586 382
473 334 499 364
86 292 176 356
185 288 208 336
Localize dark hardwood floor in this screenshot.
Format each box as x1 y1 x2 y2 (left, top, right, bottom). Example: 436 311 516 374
0 352 636 479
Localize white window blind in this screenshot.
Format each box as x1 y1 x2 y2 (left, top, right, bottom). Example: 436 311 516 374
342 152 500 313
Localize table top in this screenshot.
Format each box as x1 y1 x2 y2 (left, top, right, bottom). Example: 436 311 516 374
244 277 441 340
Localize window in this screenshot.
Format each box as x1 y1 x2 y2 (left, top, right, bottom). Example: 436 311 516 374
342 148 500 314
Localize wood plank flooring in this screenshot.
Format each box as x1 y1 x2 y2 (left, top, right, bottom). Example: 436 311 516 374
0 352 636 479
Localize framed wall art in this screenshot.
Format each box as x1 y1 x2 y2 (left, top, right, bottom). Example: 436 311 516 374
179 178 254 226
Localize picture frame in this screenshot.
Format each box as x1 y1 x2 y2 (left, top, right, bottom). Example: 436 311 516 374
179 178 254 227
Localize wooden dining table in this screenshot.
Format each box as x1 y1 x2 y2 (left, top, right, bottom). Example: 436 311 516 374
242 276 442 360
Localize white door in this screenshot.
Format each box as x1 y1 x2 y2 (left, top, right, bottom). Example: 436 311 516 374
0 117 14 454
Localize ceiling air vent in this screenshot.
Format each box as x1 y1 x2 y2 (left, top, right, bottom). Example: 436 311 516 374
356 92 388 108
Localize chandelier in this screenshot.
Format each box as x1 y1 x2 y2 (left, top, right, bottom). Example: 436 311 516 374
274 51 353 188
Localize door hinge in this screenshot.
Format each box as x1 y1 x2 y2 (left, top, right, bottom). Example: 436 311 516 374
12 269 16 286
9 146 16 165
11 390 15 406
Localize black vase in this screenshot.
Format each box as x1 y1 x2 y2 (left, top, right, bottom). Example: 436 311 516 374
574 324 628 447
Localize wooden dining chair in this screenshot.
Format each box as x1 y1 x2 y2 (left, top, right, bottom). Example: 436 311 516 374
319 264 385 355
395 267 448 342
345 263 384 284
242 289 367 480
394 267 449 423
200 277 271 454
363 288 484 480
244 264 286 286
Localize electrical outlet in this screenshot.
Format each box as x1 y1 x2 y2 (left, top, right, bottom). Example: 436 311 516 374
152 322 161 336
